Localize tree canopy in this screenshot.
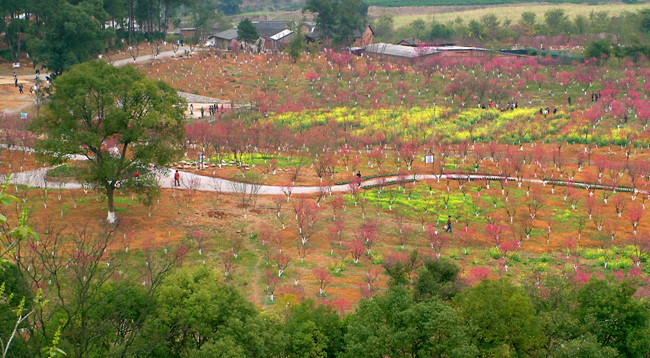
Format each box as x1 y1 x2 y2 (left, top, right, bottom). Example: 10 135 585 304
237 19 259 44
303 0 368 45
33 60 186 223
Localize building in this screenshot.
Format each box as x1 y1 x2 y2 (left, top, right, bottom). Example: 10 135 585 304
362 43 438 62
268 29 295 51
207 29 238 49
253 21 290 39
352 24 374 46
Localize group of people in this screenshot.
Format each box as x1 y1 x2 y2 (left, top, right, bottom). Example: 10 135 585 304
189 103 229 118
477 101 519 111
13 70 48 95
539 106 558 117
591 92 601 102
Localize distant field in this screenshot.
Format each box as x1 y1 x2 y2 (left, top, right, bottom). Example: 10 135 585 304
378 2 650 27
367 0 613 6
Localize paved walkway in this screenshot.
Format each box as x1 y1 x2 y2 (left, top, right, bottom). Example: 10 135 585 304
7 164 648 197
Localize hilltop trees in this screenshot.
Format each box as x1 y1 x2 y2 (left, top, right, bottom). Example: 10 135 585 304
33 61 186 223
303 0 368 45
237 18 259 45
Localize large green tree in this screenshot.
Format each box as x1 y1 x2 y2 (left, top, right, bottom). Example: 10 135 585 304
343 287 478 358
575 279 650 356
455 279 545 356
27 0 108 75
237 18 259 45
139 266 275 357
33 60 186 223
303 0 368 45
218 0 242 15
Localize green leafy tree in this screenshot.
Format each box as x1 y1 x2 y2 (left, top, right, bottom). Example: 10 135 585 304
287 30 305 63
218 0 242 15
237 18 259 45
303 0 368 45
413 257 462 301
410 19 426 40
343 287 478 358
371 14 394 42
544 8 571 35
281 300 345 357
335 0 367 45
191 0 219 45
455 279 545 356
33 60 186 223
27 0 107 75
140 266 274 357
549 334 618 358
575 279 650 356
584 39 613 61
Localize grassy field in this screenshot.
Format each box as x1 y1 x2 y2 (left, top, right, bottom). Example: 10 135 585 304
379 3 650 27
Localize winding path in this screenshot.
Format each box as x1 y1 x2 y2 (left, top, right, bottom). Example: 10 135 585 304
6 165 648 197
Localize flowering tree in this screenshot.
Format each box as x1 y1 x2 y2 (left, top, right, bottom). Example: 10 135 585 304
313 268 332 296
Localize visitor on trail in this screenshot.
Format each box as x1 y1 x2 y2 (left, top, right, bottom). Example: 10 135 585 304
356 171 362 187
200 107 204 118
174 170 180 187
190 104 193 115
18 84 23 94
14 77 18 87
446 216 452 233
553 108 557 114
567 96 571 105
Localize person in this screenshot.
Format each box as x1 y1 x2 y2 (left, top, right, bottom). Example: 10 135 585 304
200 107 204 118
19 84 23 94
567 96 571 105
356 171 362 187
133 170 140 180
174 170 180 187
190 104 194 115
14 77 18 87
446 216 452 233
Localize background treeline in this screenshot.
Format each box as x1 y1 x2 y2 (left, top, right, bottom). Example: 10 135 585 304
2 237 649 358
372 8 650 56
0 0 238 74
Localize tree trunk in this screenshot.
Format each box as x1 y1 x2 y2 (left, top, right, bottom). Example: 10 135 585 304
107 186 116 223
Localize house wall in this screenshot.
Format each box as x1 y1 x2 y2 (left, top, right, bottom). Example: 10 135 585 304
180 29 196 39
353 26 374 47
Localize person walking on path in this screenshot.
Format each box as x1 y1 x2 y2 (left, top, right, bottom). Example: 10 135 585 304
445 216 452 233
356 171 362 187
18 84 23 94
190 104 194 116
174 170 180 187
